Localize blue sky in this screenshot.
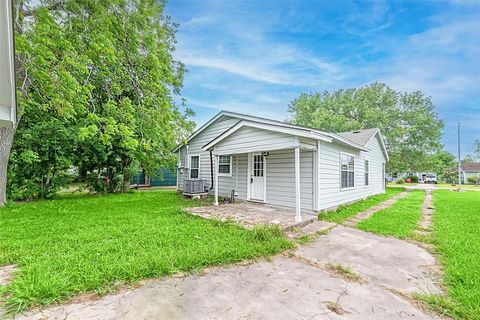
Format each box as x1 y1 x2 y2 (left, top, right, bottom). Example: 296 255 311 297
166 0 480 157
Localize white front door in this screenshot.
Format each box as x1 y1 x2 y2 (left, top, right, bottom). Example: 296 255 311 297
250 153 265 201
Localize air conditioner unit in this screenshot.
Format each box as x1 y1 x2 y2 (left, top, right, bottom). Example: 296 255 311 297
183 179 205 194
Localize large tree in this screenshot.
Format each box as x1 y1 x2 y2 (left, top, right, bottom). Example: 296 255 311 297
2 0 194 202
288 82 444 172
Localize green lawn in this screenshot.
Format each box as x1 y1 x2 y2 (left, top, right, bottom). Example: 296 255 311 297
318 187 405 224
424 190 480 319
435 183 480 190
0 190 291 313
357 190 425 238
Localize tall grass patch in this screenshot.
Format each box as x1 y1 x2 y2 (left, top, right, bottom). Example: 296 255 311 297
428 190 480 319
0 190 291 313
357 190 425 238
319 187 404 224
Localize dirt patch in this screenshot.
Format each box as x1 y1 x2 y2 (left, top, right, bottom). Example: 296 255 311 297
415 189 434 236
0 264 17 286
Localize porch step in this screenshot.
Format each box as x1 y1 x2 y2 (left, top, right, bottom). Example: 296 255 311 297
283 216 317 232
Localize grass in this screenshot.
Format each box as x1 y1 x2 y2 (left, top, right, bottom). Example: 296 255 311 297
357 190 425 238
318 187 404 224
324 263 364 283
421 190 480 319
387 182 480 190
0 190 291 314
435 183 480 190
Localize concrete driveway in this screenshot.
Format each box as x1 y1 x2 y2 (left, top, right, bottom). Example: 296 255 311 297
18 225 441 320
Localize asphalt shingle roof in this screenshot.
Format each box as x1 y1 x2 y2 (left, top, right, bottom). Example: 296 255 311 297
461 162 480 172
337 128 379 147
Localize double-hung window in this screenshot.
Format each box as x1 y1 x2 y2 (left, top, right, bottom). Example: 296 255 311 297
190 155 199 178
340 153 355 189
218 155 232 176
365 160 369 186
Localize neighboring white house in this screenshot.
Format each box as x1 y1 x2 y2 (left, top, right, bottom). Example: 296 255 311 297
461 162 480 184
173 111 389 222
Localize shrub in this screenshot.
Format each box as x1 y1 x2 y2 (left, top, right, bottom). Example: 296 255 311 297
467 176 480 185
405 175 419 183
396 178 405 184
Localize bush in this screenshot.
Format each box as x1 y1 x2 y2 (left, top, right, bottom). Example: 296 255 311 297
405 175 419 183
467 176 480 185
396 178 405 184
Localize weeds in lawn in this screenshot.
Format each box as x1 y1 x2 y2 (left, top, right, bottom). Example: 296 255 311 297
325 301 347 315
324 263 364 283
357 190 425 238
319 188 404 223
251 224 284 241
0 190 291 313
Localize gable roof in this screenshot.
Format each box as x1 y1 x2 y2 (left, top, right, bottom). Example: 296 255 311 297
174 111 386 156
461 162 480 172
337 128 379 146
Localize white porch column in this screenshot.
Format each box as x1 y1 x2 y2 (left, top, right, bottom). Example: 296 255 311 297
214 154 219 206
295 147 301 222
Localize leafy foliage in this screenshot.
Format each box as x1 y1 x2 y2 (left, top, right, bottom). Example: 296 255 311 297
287 82 444 172
9 0 194 199
428 151 456 182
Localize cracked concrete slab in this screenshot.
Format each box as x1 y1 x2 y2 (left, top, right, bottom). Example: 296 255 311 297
296 226 440 294
17 257 435 320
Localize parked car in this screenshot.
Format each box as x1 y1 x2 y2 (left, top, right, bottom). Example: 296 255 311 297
424 173 437 184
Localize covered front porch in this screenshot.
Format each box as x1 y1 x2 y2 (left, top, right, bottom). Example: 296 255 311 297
203 120 325 222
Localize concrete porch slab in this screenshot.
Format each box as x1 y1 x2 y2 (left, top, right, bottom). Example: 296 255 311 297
187 201 316 230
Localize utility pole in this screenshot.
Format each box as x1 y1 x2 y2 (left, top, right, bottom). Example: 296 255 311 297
457 122 461 191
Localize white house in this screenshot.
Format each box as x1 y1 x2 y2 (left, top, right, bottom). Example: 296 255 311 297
174 111 389 222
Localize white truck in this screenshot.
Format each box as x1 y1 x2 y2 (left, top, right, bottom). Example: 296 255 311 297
423 173 437 184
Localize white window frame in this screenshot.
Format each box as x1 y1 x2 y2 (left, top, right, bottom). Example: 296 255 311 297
189 154 200 179
217 155 232 177
364 158 369 187
178 148 187 168
340 152 355 190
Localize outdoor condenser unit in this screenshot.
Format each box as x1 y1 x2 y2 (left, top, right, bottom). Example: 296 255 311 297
183 179 205 194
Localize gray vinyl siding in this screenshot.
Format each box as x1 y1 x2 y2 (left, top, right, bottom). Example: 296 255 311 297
317 134 387 211
235 154 248 198
214 126 297 155
176 116 239 192
266 149 314 211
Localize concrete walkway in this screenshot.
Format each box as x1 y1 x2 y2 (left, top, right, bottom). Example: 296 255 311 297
16 224 441 320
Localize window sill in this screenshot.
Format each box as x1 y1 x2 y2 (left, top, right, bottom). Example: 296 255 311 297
340 187 355 191
218 173 232 177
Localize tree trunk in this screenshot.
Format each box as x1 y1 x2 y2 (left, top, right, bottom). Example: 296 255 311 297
0 126 16 205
